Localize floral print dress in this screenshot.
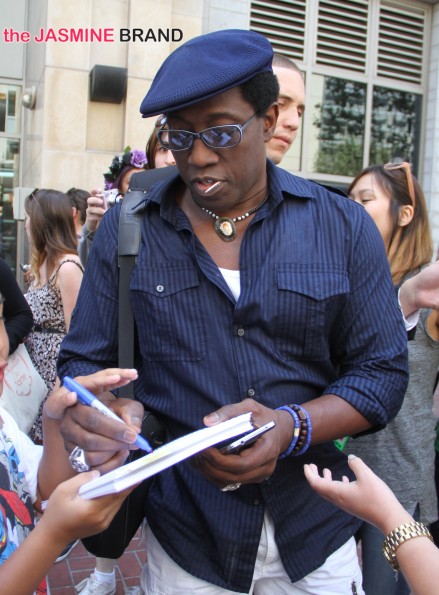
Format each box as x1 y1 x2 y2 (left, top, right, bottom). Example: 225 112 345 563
25 259 83 442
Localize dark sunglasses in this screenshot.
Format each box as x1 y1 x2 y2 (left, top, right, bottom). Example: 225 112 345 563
157 113 257 152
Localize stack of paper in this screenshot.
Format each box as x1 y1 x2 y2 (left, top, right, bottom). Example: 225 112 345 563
79 412 254 499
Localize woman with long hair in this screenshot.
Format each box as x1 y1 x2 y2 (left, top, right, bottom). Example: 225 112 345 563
24 189 83 443
346 162 439 595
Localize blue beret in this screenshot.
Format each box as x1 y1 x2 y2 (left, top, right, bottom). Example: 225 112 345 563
140 29 273 118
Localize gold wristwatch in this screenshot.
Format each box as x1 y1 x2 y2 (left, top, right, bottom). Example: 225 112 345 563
381 521 433 570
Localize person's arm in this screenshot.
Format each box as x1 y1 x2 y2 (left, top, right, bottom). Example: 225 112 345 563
83 191 107 233
78 191 107 267
195 394 371 489
55 260 84 331
0 258 33 354
0 473 134 595
304 456 439 595
399 260 439 318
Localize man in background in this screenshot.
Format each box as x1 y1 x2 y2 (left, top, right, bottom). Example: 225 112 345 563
266 53 305 165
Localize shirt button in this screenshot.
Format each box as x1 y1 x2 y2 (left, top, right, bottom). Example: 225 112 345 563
237 327 245 337
253 498 261 506
156 284 164 293
247 388 255 397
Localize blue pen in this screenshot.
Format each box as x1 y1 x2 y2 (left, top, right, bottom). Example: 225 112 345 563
63 376 153 453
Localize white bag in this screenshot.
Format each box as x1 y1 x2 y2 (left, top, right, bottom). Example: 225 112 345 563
0 343 47 433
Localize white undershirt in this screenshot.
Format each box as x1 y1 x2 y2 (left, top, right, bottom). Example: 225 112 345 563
219 267 241 301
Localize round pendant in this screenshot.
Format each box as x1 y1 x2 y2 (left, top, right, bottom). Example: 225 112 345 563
215 217 237 242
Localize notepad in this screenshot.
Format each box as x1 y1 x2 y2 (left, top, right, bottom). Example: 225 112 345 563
79 412 255 499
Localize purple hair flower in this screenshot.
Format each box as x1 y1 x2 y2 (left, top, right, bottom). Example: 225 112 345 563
130 150 147 168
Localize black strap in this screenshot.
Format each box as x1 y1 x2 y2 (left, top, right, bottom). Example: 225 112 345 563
117 167 176 398
117 189 147 397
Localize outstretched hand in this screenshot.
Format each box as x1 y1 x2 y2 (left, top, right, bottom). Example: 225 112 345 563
399 260 439 316
304 455 411 535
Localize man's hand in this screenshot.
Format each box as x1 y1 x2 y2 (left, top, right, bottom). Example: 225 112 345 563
56 368 145 474
193 398 294 489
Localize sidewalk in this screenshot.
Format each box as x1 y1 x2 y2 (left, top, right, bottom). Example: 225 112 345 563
48 529 145 594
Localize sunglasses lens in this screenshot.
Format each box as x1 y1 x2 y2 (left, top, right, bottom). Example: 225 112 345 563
161 130 193 150
202 125 241 148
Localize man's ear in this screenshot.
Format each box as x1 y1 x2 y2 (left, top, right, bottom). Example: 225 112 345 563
263 102 279 142
399 204 414 227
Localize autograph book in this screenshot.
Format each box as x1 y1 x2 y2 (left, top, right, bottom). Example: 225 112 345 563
79 413 254 499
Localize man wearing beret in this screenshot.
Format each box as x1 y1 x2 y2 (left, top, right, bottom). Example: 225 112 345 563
58 29 408 594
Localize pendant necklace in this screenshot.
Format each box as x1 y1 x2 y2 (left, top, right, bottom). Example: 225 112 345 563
192 193 269 242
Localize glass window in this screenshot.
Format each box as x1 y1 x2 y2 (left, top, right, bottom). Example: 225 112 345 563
370 87 422 176
308 75 366 176
0 84 21 134
0 138 20 271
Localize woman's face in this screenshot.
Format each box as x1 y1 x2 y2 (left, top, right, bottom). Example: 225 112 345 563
349 172 394 249
154 132 176 168
25 211 32 244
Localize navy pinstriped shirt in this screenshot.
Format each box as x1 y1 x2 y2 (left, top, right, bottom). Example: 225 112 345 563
59 161 408 592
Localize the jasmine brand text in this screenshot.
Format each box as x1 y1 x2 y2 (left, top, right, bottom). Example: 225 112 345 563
2 27 184 43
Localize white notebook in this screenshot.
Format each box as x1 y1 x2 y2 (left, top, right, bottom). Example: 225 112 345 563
79 412 254 499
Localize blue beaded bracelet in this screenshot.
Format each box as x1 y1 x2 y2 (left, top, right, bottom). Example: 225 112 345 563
290 404 312 456
276 405 300 459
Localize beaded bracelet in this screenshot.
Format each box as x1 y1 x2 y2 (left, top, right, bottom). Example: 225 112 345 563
289 404 312 456
275 405 300 458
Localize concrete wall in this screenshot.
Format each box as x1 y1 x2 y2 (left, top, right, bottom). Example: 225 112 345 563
424 2 439 253
20 0 204 191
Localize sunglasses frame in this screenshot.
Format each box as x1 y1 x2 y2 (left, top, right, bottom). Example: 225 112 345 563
157 113 257 152
383 162 416 208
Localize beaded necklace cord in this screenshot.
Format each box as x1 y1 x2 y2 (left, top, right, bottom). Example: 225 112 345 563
192 193 268 242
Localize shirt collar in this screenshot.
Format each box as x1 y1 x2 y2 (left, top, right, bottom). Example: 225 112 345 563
143 160 316 220
266 159 315 206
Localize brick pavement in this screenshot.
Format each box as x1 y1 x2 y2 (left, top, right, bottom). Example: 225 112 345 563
47 529 145 594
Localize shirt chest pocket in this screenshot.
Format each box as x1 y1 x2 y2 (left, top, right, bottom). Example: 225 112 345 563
131 265 206 361
274 267 349 361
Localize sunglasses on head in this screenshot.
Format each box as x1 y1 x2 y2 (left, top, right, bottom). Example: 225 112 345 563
157 113 257 152
383 162 416 208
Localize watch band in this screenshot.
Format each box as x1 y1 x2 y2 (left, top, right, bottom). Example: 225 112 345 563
381 521 433 570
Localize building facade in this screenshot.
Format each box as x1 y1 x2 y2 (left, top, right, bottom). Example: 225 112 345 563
0 0 438 274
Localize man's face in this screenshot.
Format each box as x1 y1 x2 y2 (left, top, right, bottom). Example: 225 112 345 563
267 66 305 165
168 87 276 212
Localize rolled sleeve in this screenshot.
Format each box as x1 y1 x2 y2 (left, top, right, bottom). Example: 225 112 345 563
325 211 408 426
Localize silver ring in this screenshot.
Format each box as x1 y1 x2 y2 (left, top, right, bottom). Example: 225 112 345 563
220 482 242 492
69 446 90 473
